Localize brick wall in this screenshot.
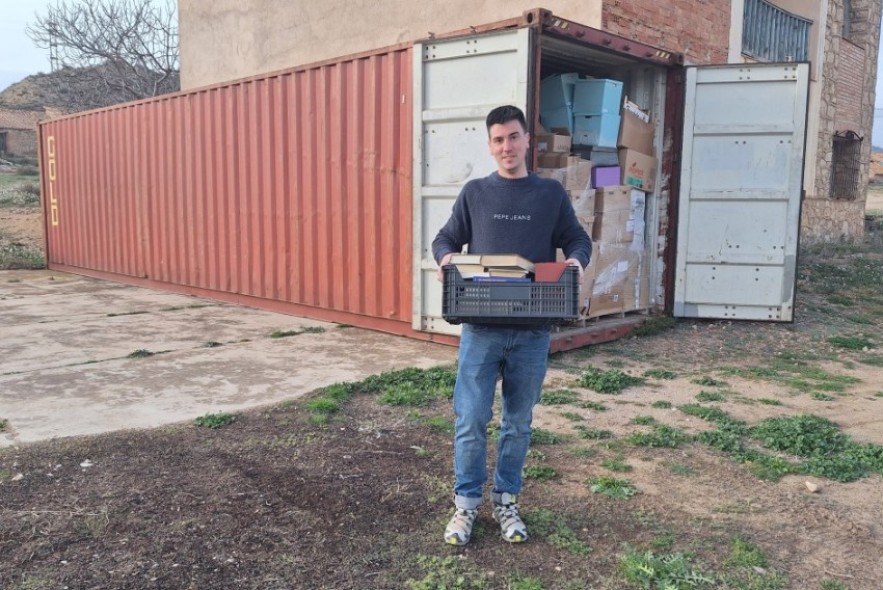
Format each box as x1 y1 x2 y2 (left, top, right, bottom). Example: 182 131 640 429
833 41 866 132
602 0 730 63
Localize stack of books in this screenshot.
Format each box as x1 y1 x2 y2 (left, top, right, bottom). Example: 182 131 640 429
449 254 534 282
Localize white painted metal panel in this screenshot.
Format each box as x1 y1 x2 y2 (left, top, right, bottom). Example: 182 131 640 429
674 63 808 321
413 29 531 333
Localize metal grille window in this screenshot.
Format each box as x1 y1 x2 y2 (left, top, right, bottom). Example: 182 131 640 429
842 0 853 40
743 0 812 62
830 132 862 200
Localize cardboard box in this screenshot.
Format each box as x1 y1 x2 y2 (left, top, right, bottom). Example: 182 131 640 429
593 210 634 243
591 166 621 188
619 149 656 192
594 185 631 212
569 188 595 216
536 128 572 153
565 157 592 191
618 100 655 156
538 152 570 168
586 287 623 318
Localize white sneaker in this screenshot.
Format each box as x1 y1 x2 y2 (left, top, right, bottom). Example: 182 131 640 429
492 493 527 543
444 507 478 545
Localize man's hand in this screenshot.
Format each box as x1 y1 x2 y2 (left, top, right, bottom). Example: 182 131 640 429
437 252 454 282
564 258 584 281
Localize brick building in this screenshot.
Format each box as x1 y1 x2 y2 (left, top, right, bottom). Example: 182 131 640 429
0 108 45 157
176 0 881 244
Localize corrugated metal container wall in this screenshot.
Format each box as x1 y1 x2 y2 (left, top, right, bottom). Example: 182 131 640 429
40 47 420 335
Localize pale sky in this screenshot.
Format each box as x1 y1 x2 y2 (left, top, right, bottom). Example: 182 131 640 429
2 1 883 144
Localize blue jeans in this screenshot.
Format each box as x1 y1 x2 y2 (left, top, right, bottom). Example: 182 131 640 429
452 324 551 510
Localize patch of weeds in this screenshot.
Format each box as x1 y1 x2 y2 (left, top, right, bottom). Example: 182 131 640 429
540 388 580 405
644 368 678 380
377 383 439 407
828 335 875 350
630 315 676 337
523 465 558 481
575 426 613 440
507 577 544 590
578 367 644 394
858 354 883 367
720 537 787 590
827 294 853 306
412 446 433 458
576 400 608 411
270 326 326 338
202 341 223 348
0 418 8 432
757 398 782 406
126 349 155 358
570 447 598 459
660 460 695 476
106 310 150 317
678 404 748 434
619 546 714 589
750 414 883 482
524 507 591 556
406 555 488 590
627 424 690 448
810 392 835 401
845 314 874 325
631 415 657 426
559 411 584 422
587 476 638 499
0 243 45 270
362 366 456 401
305 398 340 415
692 375 726 387
747 455 800 480
728 537 766 568
695 390 727 402
194 412 236 429
601 455 632 472
531 427 563 445
819 581 849 590
651 400 673 409
423 415 455 434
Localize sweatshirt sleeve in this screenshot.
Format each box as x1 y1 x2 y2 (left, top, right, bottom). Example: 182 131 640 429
554 196 592 268
431 185 473 264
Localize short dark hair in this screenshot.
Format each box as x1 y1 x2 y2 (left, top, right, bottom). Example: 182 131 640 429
486 105 527 134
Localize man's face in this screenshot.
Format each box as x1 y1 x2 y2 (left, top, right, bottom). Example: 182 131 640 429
488 120 530 179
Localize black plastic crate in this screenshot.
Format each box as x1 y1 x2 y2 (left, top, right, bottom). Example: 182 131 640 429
442 266 579 325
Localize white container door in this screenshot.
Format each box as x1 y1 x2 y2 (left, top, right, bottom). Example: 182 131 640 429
412 29 531 334
674 63 809 321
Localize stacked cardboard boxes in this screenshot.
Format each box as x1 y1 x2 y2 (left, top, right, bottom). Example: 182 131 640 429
535 127 593 212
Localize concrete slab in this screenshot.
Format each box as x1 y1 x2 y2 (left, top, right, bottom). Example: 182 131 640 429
0 270 458 447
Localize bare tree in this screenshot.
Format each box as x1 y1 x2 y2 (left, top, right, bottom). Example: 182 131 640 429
26 0 179 111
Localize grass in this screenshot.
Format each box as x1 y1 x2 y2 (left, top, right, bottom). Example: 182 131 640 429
576 400 608 411
540 388 580 405
126 349 155 358
651 400 673 409
524 507 592 556
193 412 237 429
578 367 644 393
523 465 558 481
575 426 613 440
619 546 714 589
630 316 676 337
828 335 875 350
627 423 690 448
643 368 678 380
0 242 45 270
0 418 8 432
587 476 638 499
600 454 633 472
695 390 727 402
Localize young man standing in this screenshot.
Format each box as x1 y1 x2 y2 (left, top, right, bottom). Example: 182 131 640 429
432 105 592 545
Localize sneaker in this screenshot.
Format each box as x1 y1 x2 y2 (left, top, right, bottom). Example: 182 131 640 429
444 508 478 546
492 493 527 543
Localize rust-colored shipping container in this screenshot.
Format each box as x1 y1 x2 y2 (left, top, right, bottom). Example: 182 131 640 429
40 44 437 340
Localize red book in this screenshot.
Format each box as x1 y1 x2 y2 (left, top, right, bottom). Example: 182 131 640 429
534 262 569 282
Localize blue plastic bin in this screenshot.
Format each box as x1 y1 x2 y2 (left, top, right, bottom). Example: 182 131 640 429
539 105 574 134
573 113 621 147
573 79 624 115
540 73 580 111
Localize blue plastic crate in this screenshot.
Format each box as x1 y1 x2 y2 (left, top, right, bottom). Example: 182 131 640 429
573 113 621 148
540 73 580 111
442 266 579 325
539 105 573 134
573 79 624 115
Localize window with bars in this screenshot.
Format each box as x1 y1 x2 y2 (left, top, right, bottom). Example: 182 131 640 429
743 0 812 62
842 0 853 40
830 132 862 200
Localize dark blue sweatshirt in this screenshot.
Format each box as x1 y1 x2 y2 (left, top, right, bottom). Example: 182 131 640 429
432 172 592 267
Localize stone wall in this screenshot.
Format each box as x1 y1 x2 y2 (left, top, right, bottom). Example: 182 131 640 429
807 0 881 243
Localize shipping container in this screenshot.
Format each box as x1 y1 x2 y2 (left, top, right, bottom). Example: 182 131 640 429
39 8 810 352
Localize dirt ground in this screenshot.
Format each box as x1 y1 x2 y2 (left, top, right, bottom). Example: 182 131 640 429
1 178 883 589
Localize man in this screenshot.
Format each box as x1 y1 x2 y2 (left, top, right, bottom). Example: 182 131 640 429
432 105 592 545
